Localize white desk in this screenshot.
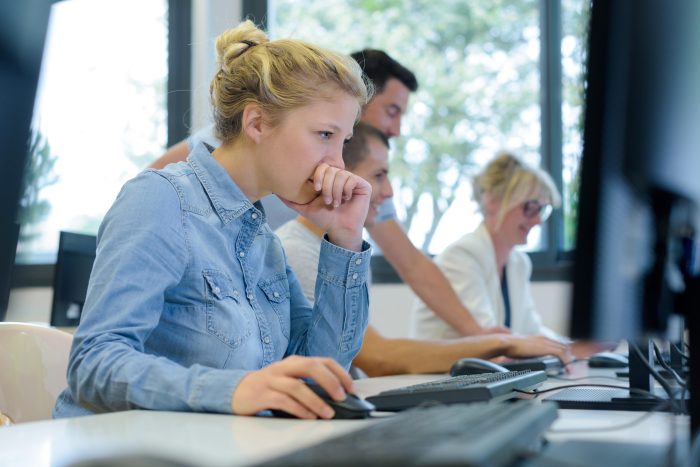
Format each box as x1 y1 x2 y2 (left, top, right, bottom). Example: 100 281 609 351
0 362 689 467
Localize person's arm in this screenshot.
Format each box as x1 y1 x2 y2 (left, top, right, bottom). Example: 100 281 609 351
352 326 571 377
149 139 190 169
367 219 506 336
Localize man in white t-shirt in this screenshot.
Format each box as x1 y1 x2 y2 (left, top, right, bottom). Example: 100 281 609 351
275 122 571 376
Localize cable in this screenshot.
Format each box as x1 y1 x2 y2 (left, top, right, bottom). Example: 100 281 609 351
629 343 682 414
652 341 687 387
671 342 689 361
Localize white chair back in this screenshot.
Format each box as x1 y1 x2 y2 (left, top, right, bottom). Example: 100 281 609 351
0 322 73 423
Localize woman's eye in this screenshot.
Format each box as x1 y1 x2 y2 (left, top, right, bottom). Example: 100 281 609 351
319 131 332 140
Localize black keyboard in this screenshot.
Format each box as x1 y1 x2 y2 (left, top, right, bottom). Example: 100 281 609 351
255 401 558 467
366 370 546 411
501 356 563 373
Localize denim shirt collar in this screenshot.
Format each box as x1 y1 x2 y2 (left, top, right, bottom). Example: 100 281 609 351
188 142 258 224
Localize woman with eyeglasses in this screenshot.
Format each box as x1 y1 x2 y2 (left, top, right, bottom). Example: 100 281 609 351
413 152 566 343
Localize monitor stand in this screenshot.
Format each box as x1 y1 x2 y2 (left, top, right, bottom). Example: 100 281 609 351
544 339 687 412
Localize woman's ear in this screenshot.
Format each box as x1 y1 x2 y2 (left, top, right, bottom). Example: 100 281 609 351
482 192 500 218
241 104 265 143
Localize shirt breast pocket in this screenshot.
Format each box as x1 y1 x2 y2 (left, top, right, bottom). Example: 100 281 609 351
259 274 291 339
203 270 252 350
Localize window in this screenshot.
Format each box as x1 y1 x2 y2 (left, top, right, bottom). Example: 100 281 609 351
268 0 590 260
561 0 591 250
17 0 169 264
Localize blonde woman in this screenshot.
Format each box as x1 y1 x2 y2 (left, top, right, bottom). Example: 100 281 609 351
414 153 565 342
54 21 372 420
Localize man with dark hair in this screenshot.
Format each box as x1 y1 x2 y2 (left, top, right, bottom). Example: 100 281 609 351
275 122 570 376
151 48 504 337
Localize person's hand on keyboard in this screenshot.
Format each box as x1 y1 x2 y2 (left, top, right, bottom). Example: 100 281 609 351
500 334 573 365
231 355 353 419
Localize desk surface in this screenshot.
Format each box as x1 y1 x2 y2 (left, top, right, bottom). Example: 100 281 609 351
0 362 689 467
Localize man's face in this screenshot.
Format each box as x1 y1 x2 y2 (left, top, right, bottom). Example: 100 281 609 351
349 136 393 227
360 77 411 138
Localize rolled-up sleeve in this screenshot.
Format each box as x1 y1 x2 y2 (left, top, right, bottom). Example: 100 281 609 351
285 236 371 368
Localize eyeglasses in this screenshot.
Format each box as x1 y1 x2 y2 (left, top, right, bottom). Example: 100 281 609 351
522 200 553 221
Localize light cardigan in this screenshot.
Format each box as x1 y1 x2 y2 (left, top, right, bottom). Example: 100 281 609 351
413 223 564 341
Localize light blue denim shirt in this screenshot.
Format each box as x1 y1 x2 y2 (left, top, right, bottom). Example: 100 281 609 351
53 143 370 418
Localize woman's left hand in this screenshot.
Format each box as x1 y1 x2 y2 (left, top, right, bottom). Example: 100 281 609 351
282 163 371 251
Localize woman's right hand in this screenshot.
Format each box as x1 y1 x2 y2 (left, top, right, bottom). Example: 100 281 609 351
231 355 353 419
503 335 573 364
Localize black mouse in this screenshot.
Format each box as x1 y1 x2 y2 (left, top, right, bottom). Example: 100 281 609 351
449 358 510 376
587 351 629 368
271 381 374 419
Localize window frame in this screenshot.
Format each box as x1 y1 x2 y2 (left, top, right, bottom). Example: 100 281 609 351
11 0 191 289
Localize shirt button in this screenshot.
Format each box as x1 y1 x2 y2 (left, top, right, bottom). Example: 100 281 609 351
352 273 359 280
263 336 271 344
273 291 280 298
213 286 220 294
233 290 239 297
239 251 245 258
247 293 254 300
355 258 362 265
251 213 258 219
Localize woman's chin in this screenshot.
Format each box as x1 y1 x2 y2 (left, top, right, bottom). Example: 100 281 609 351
289 190 318 206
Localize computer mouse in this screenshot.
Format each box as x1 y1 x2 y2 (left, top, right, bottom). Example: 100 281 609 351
449 358 510 376
271 381 374 420
587 351 629 368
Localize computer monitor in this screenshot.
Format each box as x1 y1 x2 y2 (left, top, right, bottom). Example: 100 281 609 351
51 232 97 327
566 0 700 434
0 2 53 321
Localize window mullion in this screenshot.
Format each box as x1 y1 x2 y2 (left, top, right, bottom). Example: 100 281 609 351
540 0 564 262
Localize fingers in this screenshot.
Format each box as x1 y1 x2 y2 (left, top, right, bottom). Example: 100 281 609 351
312 357 354 396
275 355 351 400
313 163 368 208
535 336 572 364
268 377 334 419
232 356 354 420
506 335 572 364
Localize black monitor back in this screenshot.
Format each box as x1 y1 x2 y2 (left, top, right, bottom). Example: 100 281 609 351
51 231 96 327
570 0 700 341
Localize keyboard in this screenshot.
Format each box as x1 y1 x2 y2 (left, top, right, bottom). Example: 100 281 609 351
255 401 558 467
366 370 546 411
501 356 563 373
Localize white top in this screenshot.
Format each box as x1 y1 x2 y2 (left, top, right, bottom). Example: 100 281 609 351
275 220 322 303
413 223 562 340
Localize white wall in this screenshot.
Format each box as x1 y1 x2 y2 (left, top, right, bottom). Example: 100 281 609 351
6 282 573 338
368 281 572 339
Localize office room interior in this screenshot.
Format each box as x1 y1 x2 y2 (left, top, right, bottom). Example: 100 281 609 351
4 0 574 338
2 1 699 467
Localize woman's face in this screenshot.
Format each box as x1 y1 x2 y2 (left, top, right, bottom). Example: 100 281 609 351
348 136 393 227
259 94 360 204
498 198 551 247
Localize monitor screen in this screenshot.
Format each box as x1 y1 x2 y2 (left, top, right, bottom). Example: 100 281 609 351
51 232 96 327
0 2 53 320
570 0 700 342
